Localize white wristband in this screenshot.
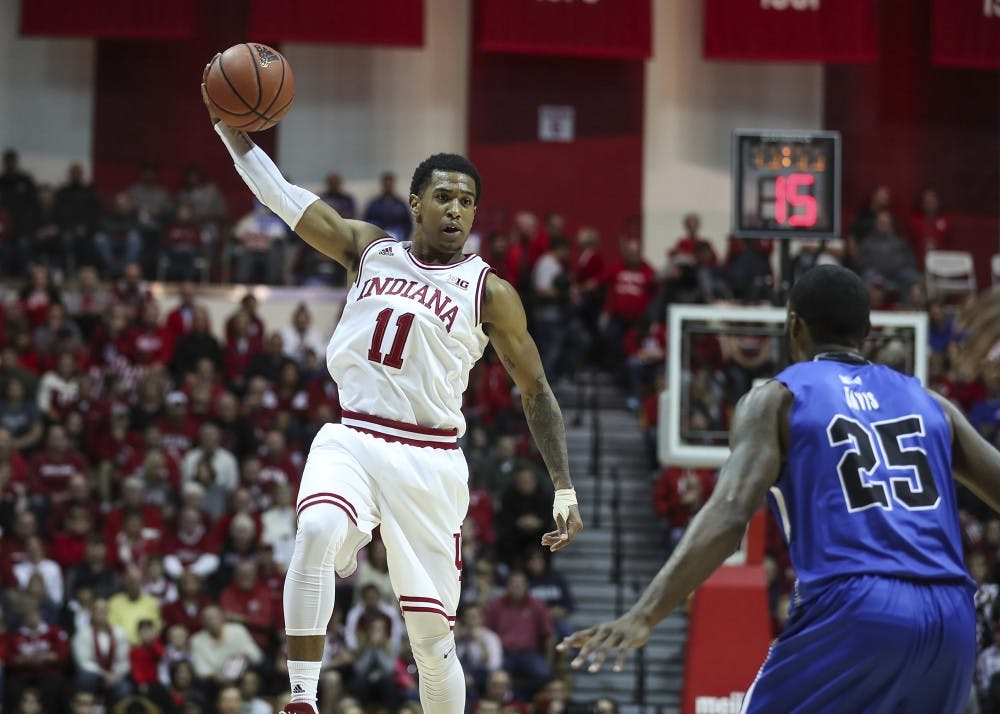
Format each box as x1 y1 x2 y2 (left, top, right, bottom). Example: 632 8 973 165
214 122 317 230
552 488 577 526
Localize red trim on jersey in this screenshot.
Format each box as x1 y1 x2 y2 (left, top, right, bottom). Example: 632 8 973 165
400 595 448 608
354 237 395 287
345 425 459 450
400 605 457 621
342 410 458 438
299 491 358 519
297 493 359 525
404 247 478 271
474 265 493 325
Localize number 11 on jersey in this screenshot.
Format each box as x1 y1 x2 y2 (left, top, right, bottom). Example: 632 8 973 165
368 308 415 369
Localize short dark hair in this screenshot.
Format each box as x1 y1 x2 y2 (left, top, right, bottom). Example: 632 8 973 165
410 153 482 204
788 265 870 346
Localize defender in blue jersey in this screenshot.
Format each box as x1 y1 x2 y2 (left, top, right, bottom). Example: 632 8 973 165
560 265 1000 713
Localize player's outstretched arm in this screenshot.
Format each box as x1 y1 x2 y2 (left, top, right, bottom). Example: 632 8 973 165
200 60 384 271
558 380 789 673
481 274 583 552
931 391 1000 513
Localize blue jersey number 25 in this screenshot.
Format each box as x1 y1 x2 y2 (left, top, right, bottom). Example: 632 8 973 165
827 414 941 512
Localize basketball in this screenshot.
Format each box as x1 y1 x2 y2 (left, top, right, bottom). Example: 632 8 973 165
204 43 295 132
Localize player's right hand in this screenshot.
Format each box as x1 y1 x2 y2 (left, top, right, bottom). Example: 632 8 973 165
201 53 222 125
557 610 651 673
542 503 583 553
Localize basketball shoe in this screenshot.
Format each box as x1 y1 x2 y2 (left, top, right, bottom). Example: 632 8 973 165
280 703 318 714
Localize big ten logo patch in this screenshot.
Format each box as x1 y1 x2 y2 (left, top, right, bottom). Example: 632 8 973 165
448 276 470 290
761 0 819 10
986 0 1000 17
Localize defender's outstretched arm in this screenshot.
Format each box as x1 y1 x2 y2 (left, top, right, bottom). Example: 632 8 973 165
558 380 789 673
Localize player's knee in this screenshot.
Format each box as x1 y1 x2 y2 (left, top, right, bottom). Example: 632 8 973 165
404 610 453 644
294 503 350 558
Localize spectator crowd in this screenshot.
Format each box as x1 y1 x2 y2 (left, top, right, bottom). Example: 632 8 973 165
0 150 995 713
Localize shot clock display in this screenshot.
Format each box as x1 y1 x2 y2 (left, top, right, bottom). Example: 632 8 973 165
732 130 841 239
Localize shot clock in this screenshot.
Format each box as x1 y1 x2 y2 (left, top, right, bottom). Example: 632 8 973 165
732 129 841 239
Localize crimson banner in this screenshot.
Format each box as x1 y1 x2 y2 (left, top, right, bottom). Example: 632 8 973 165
704 0 877 63
248 0 424 46
932 0 1000 68
20 0 195 39
476 0 651 59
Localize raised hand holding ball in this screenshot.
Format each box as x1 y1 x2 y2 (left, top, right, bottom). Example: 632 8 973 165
203 43 295 132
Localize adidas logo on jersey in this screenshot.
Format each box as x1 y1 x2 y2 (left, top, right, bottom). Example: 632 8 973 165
448 276 470 289
838 374 862 386
379 246 395 256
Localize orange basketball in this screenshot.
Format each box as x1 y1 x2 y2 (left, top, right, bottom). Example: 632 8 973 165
204 43 295 132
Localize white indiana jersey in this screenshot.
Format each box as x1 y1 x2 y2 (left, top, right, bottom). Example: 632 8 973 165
327 237 492 437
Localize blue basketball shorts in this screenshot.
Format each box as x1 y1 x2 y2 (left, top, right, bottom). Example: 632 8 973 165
740 575 976 714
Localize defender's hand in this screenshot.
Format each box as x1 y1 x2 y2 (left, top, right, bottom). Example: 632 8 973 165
541 503 583 552
201 53 222 125
557 610 651 673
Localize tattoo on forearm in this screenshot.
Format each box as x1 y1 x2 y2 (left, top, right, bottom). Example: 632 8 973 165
522 382 573 491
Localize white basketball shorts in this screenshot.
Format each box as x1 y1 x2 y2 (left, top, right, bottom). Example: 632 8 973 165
296 413 469 629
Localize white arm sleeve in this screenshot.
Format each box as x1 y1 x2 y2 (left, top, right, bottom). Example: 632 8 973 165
214 123 318 229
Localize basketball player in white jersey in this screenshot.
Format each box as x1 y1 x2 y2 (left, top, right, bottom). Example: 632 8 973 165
201 71 584 714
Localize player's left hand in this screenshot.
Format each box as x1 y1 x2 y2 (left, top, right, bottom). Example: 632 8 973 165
557 610 651 673
542 503 583 552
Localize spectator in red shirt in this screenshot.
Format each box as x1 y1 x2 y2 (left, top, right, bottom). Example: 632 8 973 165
102 477 164 546
156 391 200 458
162 571 211 634
574 226 605 349
599 239 657 370
163 506 220 581
257 429 302 495
129 301 174 368
484 571 554 701
51 502 96 569
29 423 89 506
129 619 168 703
223 310 260 394
908 187 951 269
5 601 70 710
654 466 716 552
164 280 204 342
219 559 275 649
88 303 136 373
18 264 61 328
109 509 162 571
225 293 266 346
504 212 541 292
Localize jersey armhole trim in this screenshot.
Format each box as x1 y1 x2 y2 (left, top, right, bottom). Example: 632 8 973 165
354 236 395 287
474 265 494 325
